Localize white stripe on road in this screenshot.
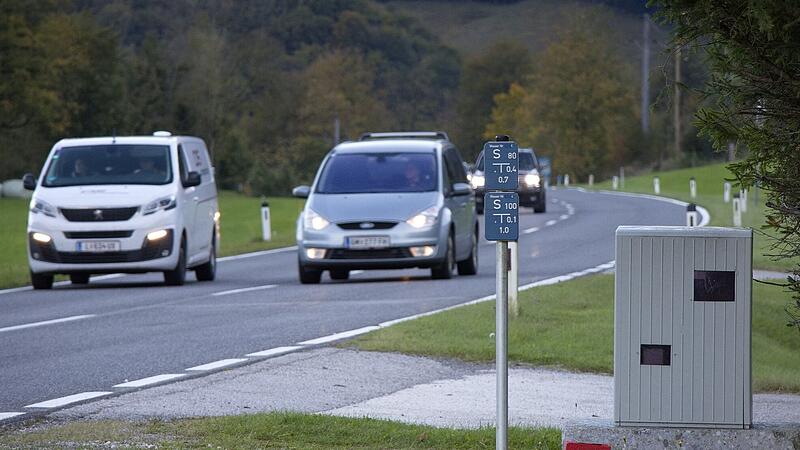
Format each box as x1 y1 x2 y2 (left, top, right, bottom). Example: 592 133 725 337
25 391 112 409
351 270 365 275
0 314 95 334
246 346 302 357
576 188 711 227
0 412 25 421
298 326 380 346
523 227 539 234
217 246 297 262
113 374 186 388
186 358 248 371
559 214 569 220
211 284 277 297
545 220 557 226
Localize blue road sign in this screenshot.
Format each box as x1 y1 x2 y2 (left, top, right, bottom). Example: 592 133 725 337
484 192 519 241
484 141 519 191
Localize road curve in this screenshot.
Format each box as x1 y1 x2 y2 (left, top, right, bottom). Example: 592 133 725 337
0 189 684 413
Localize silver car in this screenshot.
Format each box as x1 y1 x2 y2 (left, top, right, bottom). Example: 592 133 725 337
292 132 479 284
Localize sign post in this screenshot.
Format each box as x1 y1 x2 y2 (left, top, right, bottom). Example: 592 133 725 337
483 137 519 450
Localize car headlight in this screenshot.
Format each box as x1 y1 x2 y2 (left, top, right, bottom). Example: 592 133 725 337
470 174 485 189
406 205 440 229
524 173 541 187
303 208 330 231
30 198 57 217
143 195 177 215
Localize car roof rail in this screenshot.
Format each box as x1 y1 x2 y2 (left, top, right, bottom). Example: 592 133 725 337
359 131 450 142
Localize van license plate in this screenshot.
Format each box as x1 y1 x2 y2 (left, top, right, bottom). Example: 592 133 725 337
76 241 120 252
346 236 390 249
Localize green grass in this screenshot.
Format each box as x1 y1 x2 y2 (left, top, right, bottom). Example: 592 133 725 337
348 274 800 393
590 162 796 272
0 192 304 289
0 412 560 449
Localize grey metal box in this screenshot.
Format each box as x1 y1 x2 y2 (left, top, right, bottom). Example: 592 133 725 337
614 226 752 428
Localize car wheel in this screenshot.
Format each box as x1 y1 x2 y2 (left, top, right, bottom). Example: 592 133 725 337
31 272 53 290
70 273 90 285
329 269 349 281
431 234 455 279
164 237 187 286
299 261 322 284
477 204 484 215
195 233 217 282
457 227 479 276
534 195 547 213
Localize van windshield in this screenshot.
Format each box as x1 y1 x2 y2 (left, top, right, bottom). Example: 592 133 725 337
316 152 437 194
42 145 173 187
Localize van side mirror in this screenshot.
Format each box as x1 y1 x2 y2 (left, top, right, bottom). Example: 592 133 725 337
292 185 310 198
22 173 36 191
452 182 472 196
184 171 201 188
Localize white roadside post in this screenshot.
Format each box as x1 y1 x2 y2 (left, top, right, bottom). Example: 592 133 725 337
653 176 660 194
261 199 272 241
686 203 698 227
588 174 594 186
483 136 519 450
612 175 619 190
733 194 742 227
723 181 731 203
564 174 570 187
689 177 697 199
740 188 748 212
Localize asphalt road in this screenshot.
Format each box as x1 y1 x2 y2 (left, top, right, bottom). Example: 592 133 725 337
0 188 684 413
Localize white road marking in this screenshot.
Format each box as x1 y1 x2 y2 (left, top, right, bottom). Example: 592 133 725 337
0 412 25 421
186 358 248 371
211 284 277 297
0 314 95 334
246 346 302 357
523 227 539 234
217 246 297 262
25 391 112 409
559 214 569 220
298 326 380 346
351 270 365 275
113 374 186 388
545 220 557 226
573 187 711 226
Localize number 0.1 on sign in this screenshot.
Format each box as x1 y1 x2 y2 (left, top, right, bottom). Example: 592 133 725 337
484 192 519 241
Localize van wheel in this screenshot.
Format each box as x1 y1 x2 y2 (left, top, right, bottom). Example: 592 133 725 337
70 274 90 285
457 228 479 276
164 238 187 286
431 235 455 279
195 233 216 282
31 272 53 290
534 194 547 213
329 269 349 280
299 261 322 284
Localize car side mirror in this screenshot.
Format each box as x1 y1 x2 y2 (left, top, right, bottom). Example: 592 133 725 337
452 182 472 196
292 185 310 198
184 171 201 188
22 173 36 191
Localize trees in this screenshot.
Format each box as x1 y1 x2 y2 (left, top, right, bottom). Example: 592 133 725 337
655 0 800 331
485 18 639 180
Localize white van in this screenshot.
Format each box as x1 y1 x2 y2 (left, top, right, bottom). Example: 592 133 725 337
23 132 219 289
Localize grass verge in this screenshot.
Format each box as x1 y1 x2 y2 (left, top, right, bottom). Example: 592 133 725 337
588 162 796 272
0 412 560 449
347 274 800 393
0 192 303 289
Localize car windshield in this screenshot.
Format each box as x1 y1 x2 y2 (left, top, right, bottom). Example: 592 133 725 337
476 151 536 171
316 152 437 194
42 145 173 187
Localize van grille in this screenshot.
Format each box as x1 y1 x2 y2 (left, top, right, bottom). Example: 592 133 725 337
64 231 134 239
60 207 139 222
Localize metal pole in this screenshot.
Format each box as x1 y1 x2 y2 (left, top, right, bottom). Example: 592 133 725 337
496 241 509 450
509 241 518 317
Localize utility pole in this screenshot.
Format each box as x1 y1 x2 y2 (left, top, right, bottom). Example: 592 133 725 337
674 46 682 160
641 14 650 135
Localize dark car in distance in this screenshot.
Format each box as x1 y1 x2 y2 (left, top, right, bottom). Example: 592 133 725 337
471 147 546 214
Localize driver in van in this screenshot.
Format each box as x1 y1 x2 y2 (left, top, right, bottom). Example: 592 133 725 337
70 158 92 177
134 158 161 176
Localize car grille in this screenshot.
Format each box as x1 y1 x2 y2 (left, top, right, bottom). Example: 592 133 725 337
337 221 397 230
60 207 139 222
328 248 411 259
63 231 134 239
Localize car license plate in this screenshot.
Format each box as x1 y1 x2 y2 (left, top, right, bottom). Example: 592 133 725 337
346 236 390 249
76 241 120 252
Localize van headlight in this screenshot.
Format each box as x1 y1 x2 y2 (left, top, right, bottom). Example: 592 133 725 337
406 205 440 229
142 195 177 215
524 173 541 187
303 208 330 231
30 198 57 217
470 174 485 189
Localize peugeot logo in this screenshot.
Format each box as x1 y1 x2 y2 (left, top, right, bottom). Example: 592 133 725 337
359 222 375 229
93 209 104 220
